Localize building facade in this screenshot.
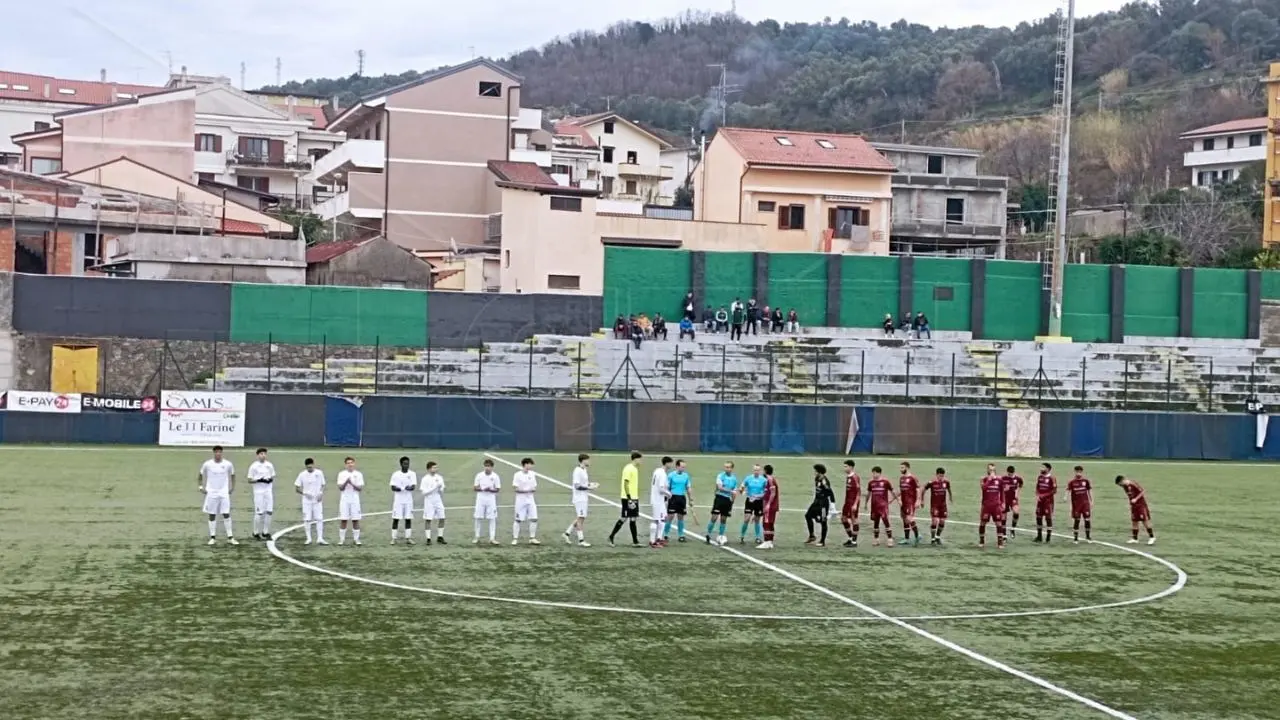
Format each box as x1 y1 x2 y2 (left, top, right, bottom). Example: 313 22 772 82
0 70 162 168
870 142 1009 256
695 127 894 254
555 113 673 204
310 59 529 254
1180 117 1267 188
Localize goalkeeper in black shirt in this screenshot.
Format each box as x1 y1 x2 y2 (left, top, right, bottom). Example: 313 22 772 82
804 463 836 547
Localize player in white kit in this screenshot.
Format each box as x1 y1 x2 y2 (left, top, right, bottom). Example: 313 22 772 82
419 460 447 545
247 447 276 541
389 456 417 545
294 457 328 545
472 458 501 545
511 457 540 545
562 453 597 547
336 456 365 546
198 445 237 545
649 456 673 548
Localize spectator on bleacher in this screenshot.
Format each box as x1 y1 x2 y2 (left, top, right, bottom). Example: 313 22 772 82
614 315 628 339
683 292 696 321
653 313 668 340
900 312 915 337
914 312 932 339
772 307 785 333
715 306 729 332
630 317 644 349
761 304 772 333
730 302 745 341
703 305 716 332
786 308 800 334
731 297 744 315
679 316 696 341
883 314 895 336
637 313 653 338
747 299 761 335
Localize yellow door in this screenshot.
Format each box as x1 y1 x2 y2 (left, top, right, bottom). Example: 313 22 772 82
51 345 99 394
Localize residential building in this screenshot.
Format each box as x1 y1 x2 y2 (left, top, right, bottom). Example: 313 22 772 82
870 142 1009 256
694 127 894 254
12 86 198 179
555 112 674 203
246 89 335 130
305 236 435 289
0 70 162 168
1266 62 1280 247
660 144 697 203
309 58 528 253
1180 117 1267 188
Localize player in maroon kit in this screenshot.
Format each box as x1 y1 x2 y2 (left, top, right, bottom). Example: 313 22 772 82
1066 465 1093 543
865 466 897 547
898 461 921 546
1033 462 1057 543
759 464 780 549
921 467 952 545
979 466 1006 549
1115 475 1156 545
840 459 861 547
1001 465 1024 539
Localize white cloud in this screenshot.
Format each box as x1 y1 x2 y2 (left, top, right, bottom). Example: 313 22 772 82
17 0 1132 86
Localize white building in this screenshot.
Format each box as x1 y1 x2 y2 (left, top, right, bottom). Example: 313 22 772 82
0 70 161 168
190 83 344 209
555 112 674 204
1180 117 1267 187
660 145 697 202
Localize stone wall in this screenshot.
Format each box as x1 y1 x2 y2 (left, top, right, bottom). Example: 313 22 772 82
12 334 420 395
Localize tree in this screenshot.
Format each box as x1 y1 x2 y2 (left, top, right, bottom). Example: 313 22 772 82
1232 10 1280 61
274 207 330 246
1141 188 1256 266
673 183 694 209
1096 230 1183 265
934 60 997 117
1015 183 1051 234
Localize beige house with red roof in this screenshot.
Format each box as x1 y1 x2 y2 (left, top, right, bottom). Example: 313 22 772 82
1179 117 1267 187
695 127 895 254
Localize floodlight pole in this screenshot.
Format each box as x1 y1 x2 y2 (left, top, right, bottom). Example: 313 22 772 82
1048 0 1075 337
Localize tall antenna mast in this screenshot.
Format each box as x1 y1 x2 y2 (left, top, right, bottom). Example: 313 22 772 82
275 57 282 85
356 49 366 77
1046 0 1075 337
706 63 742 128
239 61 246 90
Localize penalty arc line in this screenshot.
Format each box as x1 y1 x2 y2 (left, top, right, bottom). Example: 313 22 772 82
483 452 1140 720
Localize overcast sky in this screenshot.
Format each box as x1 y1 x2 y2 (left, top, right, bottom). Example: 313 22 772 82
15 0 1132 87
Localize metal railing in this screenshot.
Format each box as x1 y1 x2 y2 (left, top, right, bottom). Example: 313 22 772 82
64 333 1275 414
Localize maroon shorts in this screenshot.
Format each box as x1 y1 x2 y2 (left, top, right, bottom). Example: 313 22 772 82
1130 501 1151 522
1035 499 1054 518
870 504 890 523
1071 504 1092 519
930 504 948 519
899 496 917 515
1004 494 1019 511
980 506 1003 523
841 504 857 522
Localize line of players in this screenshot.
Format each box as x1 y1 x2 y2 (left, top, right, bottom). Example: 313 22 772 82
196 447 1157 549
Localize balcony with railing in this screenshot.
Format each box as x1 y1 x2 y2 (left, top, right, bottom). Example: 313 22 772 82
225 150 313 172
313 171 384 221
617 162 675 180
309 139 385 185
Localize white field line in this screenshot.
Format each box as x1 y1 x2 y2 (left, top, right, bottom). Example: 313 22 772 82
484 452 1141 720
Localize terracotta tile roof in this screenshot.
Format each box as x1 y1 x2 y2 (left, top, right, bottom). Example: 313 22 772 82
222 218 268 235
487 160 561 189
290 106 329 129
0 70 163 106
553 120 597 148
1180 117 1268 139
305 238 367 263
717 127 896 172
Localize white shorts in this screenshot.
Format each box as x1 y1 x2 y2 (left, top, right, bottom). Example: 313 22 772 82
253 487 274 514
339 497 363 521
302 499 324 522
474 497 497 520
392 497 414 520
573 499 590 518
515 495 538 522
650 502 668 523
421 494 446 520
202 494 230 516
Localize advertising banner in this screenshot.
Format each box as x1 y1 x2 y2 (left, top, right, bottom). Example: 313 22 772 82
1 390 82 414
158 391 247 447
81 394 158 413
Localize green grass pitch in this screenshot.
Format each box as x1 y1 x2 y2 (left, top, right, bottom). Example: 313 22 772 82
0 445 1275 719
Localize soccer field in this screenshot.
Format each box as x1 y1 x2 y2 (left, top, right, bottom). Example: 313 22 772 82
0 446 1275 720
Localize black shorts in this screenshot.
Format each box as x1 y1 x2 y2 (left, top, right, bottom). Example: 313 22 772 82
805 502 829 520
619 499 640 518
744 498 764 517
667 495 688 515
711 495 734 517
